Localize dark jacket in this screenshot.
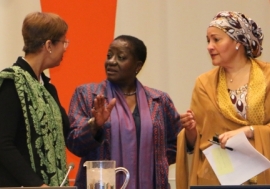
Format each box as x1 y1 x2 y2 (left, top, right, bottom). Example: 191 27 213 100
0 57 70 187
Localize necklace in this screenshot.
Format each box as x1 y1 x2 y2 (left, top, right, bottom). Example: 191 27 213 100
229 73 240 82
227 63 248 83
229 72 242 83
123 91 136 96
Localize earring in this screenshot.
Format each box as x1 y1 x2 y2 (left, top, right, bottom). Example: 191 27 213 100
235 46 239 50
136 71 138 74
49 50 52 53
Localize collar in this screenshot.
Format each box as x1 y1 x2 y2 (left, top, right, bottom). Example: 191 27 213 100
14 57 50 85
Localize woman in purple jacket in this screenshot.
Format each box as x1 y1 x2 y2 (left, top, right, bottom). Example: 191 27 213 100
67 35 189 189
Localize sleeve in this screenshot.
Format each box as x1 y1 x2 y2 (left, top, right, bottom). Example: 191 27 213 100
162 92 182 165
252 68 270 182
176 78 205 189
66 86 104 157
0 79 44 186
176 130 189 189
176 76 219 188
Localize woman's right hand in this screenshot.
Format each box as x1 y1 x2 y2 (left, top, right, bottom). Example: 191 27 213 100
91 95 116 127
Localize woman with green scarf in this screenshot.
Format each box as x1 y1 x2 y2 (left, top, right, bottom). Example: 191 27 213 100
0 12 70 187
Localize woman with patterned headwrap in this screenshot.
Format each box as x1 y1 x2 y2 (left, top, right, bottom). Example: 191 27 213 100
176 11 270 188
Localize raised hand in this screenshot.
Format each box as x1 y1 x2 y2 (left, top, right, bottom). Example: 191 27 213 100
91 95 116 127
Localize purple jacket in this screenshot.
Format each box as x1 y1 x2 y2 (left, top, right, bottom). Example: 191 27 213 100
67 80 182 189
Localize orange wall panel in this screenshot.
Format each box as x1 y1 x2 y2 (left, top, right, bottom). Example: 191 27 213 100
40 0 117 184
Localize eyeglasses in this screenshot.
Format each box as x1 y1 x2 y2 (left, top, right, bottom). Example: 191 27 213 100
55 39 69 49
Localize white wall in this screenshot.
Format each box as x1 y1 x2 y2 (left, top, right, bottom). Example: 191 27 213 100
115 0 270 113
0 0 41 70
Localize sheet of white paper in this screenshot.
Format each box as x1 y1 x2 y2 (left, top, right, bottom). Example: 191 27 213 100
203 132 270 185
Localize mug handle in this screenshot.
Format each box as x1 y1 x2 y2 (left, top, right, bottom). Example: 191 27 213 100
115 167 130 189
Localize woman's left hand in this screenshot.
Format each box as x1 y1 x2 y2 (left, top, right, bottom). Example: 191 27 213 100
218 126 254 149
180 110 196 131
180 110 197 147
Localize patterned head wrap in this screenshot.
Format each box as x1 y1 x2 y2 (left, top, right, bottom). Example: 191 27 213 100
209 11 263 58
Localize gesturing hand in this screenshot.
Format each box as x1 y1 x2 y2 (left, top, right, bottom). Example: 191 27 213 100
91 95 116 127
180 110 197 147
180 110 196 131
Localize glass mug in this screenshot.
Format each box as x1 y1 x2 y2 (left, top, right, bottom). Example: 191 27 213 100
83 160 130 189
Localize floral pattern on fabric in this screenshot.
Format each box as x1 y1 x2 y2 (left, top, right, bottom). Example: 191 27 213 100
228 84 248 119
0 66 67 186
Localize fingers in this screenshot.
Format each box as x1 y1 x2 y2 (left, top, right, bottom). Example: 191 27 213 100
184 119 196 130
107 98 116 112
187 110 195 117
92 95 104 116
180 110 196 130
180 110 194 120
218 133 231 149
92 95 116 116
95 95 105 109
218 128 249 149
